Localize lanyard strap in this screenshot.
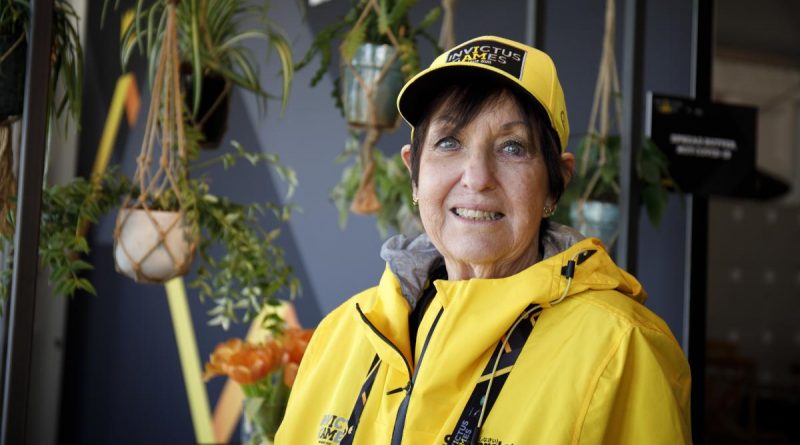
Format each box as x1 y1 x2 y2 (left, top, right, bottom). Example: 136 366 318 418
446 304 542 445
339 354 381 445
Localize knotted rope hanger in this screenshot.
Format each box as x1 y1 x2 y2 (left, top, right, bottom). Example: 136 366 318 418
114 0 196 283
579 0 624 203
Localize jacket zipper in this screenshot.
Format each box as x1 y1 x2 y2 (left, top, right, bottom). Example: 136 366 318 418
356 303 413 377
355 303 445 445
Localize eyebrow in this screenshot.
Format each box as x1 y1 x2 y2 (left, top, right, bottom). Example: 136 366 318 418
499 120 528 130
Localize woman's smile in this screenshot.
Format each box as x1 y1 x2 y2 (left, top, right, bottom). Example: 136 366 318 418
451 207 504 221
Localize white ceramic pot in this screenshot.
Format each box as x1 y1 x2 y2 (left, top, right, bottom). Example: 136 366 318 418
113 208 195 283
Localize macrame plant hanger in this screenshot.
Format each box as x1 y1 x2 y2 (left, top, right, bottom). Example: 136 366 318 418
346 0 458 215
114 0 197 283
345 0 403 214
575 0 624 238
438 0 456 51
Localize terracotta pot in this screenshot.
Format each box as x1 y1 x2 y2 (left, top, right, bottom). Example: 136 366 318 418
113 208 195 283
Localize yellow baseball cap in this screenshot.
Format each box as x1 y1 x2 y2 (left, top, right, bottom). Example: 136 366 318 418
397 35 570 151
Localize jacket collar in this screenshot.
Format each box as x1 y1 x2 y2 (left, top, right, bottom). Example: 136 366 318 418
380 221 587 310
360 224 647 374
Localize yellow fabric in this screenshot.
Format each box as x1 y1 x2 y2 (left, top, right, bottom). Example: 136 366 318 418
397 35 570 151
276 238 691 444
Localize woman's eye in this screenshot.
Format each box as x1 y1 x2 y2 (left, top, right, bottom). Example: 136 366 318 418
501 140 527 157
435 136 459 150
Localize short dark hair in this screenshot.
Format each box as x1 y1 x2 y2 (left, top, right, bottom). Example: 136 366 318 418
408 74 568 203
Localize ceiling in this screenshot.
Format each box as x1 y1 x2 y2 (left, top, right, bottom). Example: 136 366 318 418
716 0 800 65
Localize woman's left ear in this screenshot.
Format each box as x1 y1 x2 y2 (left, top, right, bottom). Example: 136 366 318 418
560 152 576 186
401 144 413 172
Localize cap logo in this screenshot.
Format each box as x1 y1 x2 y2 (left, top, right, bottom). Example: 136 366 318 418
446 40 526 79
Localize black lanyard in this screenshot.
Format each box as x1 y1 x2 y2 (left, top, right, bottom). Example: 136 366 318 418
341 304 541 445
339 354 381 445
446 304 542 445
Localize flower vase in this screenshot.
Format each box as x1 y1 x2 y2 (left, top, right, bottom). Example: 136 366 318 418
241 379 291 444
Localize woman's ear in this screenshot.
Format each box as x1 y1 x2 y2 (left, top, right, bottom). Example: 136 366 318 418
400 144 418 198
401 144 413 173
560 151 576 186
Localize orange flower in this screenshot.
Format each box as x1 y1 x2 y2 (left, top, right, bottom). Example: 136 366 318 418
203 338 282 385
282 328 314 365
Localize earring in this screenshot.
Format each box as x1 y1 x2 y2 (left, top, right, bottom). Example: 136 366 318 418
412 195 419 206
543 203 556 218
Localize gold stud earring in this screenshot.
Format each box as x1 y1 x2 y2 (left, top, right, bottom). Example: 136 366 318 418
412 196 419 206
543 203 556 218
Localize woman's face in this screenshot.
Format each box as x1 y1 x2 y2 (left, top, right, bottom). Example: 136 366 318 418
402 93 567 279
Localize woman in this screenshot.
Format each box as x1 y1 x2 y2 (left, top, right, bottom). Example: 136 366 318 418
277 36 691 444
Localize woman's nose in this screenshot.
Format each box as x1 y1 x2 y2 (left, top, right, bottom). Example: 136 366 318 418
460 152 496 191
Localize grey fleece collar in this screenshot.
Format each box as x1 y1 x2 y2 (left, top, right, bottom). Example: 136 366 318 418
380 222 585 309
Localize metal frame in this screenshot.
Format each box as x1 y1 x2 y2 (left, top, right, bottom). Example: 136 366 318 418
618 0 646 273
1 0 54 442
525 0 547 49
686 0 714 442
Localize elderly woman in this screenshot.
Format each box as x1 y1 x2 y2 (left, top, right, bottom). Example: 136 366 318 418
277 36 691 444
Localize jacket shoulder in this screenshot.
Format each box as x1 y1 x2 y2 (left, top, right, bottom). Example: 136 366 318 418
314 286 379 338
571 289 678 342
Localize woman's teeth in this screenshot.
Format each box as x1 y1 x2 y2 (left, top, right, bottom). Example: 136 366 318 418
454 208 503 221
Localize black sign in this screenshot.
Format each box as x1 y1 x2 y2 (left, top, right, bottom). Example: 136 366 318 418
647 93 757 196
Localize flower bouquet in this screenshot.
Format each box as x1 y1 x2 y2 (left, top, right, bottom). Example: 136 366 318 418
204 328 314 444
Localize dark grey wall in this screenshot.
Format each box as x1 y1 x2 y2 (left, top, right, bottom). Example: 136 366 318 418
58 0 695 442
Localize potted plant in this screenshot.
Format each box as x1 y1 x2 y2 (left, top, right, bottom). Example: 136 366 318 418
203 327 314 444
0 141 300 326
554 0 674 252
557 134 672 249
330 134 420 238
116 0 296 148
299 0 440 126
1 4 299 326
0 0 83 125
297 0 440 230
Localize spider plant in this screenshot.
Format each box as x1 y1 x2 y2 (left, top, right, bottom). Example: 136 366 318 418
115 0 296 115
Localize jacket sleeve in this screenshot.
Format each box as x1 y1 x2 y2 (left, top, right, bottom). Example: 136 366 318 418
576 326 692 444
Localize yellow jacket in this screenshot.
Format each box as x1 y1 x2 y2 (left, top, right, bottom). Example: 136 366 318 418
277 225 691 445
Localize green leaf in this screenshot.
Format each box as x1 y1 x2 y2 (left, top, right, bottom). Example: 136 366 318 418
340 20 366 63
413 6 441 35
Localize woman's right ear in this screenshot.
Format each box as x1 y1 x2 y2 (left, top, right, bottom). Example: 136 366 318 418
401 144 413 173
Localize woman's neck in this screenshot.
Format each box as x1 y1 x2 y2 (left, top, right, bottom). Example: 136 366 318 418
443 240 541 281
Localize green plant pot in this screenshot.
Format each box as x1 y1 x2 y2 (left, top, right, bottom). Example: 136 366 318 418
180 65 231 149
570 201 620 255
0 33 27 120
342 43 404 130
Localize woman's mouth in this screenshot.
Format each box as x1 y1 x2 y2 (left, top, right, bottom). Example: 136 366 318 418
452 207 504 221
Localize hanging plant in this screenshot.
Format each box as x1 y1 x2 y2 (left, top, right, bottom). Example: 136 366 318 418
297 0 443 234
331 132 420 238
113 2 197 283
114 0 297 148
556 0 674 251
